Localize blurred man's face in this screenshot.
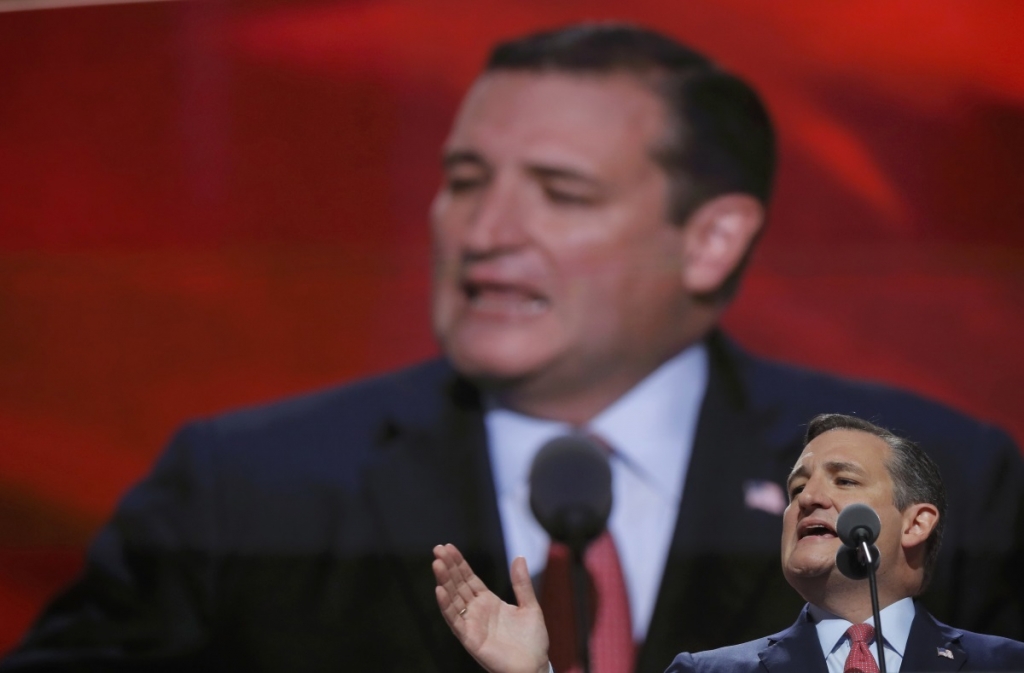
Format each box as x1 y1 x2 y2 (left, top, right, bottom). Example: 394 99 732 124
781 430 907 597
430 71 695 415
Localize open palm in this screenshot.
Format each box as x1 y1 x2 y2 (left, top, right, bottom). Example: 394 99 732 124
433 543 550 673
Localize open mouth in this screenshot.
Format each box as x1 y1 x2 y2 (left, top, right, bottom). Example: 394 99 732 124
463 282 549 316
798 522 837 540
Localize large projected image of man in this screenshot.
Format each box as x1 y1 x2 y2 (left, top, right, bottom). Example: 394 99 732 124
3 23 1023 673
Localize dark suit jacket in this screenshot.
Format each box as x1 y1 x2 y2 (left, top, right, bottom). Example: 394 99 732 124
666 603 1024 672
3 334 1023 672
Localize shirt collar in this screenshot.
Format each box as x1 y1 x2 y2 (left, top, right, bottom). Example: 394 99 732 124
485 343 708 500
587 343 707 497
810 597 917 658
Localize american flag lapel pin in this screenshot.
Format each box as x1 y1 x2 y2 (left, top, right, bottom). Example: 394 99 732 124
936 647 954 659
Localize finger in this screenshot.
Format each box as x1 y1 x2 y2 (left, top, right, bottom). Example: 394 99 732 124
433 552 472 629
433 543 460 574
509 555 539 609
432 557 455 607
432 549 470 614
434 584 466 633
432 546 457 587
440 544 484 607
445 544 491 598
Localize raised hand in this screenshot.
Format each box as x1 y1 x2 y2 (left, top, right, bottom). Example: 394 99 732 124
432 543 550 673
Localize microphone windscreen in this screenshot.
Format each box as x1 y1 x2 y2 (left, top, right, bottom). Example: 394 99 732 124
529 434 612 550
836 502 881 546
835 542 881 579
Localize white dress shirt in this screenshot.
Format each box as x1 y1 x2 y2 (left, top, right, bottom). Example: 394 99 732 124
810 597 917 673
485 343 709 641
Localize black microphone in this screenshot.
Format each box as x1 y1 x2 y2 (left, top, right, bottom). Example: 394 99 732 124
835 503 881 580
836 502 881 547
529 434 612 554
835 543 880 580
529 434 613 673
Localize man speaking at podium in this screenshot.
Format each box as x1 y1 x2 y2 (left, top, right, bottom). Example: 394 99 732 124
433 414 1024 672
3 22 1024 673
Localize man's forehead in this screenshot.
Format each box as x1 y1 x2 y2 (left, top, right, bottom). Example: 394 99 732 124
791 430 891 474
451 70 668 141
467 68 657 97
791 449 813 470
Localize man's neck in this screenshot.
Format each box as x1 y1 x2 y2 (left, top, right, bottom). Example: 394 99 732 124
484 318 718 424
493 344 712 426
802 580 909 623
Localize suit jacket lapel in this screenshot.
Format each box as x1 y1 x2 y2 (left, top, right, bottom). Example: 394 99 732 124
637 334 805 673
760 607 830 673
362 367 509 670
903 606 967 672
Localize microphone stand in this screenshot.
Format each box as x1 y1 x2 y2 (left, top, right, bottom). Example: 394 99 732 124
568 534 592 673
859 540 886 673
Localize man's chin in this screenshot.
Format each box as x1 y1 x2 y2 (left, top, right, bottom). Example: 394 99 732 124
446 350 542 390
447 351 585 417
783 557 835 582
443 336 555 383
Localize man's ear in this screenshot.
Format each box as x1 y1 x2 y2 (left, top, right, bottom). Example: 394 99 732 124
678 193 765 295
901 502 939 552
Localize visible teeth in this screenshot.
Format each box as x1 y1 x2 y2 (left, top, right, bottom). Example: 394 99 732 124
804 525 831 537
468 291 548 314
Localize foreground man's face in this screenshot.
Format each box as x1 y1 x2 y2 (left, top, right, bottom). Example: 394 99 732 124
430 71 693 408
781 429 907 594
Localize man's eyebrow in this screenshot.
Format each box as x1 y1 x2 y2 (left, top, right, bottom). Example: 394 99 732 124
787 460 866 488
440 152 603 189
822 460 866 476
786 464 809 490
526 164 602 187
441 150 487 170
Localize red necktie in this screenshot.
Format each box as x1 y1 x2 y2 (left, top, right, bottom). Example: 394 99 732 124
539 531 635 673
844 623 880 673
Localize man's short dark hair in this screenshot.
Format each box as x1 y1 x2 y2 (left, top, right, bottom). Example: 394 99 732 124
485 23 776 299
805 413 948 593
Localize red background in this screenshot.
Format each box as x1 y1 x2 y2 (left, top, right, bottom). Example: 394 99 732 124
1 0 1022 654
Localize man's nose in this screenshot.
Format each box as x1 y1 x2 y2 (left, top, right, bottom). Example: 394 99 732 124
796 478 832 511
462 179 529 255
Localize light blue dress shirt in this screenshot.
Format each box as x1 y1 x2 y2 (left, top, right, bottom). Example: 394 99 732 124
485 343 708 641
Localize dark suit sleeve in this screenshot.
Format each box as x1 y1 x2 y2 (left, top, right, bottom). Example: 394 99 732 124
662 650 757 673
968 632 1024 670
0 423 221 671
929 423 1024 640
663 652 696 673
978 426 1024 637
